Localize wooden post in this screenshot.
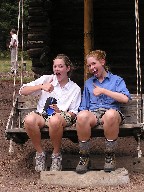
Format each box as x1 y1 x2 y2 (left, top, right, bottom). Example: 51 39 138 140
84 0 94 81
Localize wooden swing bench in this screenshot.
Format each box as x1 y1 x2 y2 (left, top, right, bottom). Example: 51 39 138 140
5 94 144 149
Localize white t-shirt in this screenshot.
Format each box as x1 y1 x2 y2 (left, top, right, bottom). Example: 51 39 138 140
20 74 81 114
10 34 18 47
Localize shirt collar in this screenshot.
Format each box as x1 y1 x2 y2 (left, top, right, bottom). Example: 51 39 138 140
51 75 58 86
52 75 71 90
92 71 111 81
64 79 72 90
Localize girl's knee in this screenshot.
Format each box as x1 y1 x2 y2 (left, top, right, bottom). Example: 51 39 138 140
49 115 62 128
24 115 35 125
105 109 118 121
24 112 40 127
103 110 121 127
77 111 90 121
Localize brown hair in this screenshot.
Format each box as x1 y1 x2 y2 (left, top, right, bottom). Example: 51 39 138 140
53 54 74 77
86 50 109 71
10 29 17 34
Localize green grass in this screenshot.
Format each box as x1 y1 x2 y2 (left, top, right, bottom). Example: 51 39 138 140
0 58 35 82
0 59 11 72
0 59 32 72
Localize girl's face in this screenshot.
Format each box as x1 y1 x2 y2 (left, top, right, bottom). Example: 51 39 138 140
86 56 106 78
53 58 70 82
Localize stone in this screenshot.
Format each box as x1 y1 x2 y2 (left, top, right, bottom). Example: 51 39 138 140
133 157 144 173
40 168 130 187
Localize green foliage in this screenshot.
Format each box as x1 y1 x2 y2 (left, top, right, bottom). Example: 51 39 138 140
0 0 29 50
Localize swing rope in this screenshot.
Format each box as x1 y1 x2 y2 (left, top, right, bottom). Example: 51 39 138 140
135 0 142 124
135 0 143 158
9 0 24 154
20 0 24 86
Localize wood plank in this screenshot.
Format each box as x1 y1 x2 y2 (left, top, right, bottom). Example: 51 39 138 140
6 123 143 133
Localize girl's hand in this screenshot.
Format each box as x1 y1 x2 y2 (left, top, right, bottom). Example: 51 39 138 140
41 79 54 93
49 104 61 113
93 83 104 96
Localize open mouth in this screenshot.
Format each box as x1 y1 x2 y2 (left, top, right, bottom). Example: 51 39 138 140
93 69 98 75
55 72 61 76
55 72 61 78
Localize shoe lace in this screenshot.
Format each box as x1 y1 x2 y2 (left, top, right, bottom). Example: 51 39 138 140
35 154 45 166
79 157 88 165
51 156 62 169
105 153 114 163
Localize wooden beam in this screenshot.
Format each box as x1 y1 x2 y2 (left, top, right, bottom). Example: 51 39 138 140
84 0 94 81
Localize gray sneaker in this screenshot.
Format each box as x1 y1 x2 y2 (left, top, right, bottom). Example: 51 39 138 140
104 152 116 172
76 156 90 174
35 152 46 172
50 154 62 171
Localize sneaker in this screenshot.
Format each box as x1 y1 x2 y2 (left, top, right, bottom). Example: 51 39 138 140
11 69 14 74
76 156 90 174
50 154 62 171
10 69 18 74
104 152 116 172
35 152 46 172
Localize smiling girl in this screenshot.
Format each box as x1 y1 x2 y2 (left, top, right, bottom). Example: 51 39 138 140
76 50 131 174
19 54 81 172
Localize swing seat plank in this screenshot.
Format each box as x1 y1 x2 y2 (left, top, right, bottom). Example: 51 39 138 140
5 94 144 144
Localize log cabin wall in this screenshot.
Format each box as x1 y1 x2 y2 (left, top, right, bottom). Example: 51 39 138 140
27 0 84 88
49 0 84 89
27 0 144 93
93 0 144 93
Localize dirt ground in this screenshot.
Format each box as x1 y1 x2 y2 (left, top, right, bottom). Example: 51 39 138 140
0 73 144 192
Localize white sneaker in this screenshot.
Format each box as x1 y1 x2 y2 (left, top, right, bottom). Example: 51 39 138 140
35 152 46 172
50 154 62 171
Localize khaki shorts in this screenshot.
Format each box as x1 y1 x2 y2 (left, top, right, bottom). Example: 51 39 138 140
91 108 125 126
35 111 73 127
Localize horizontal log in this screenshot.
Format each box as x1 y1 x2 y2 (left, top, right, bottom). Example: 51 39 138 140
28 8 44 15
28 16 48 22
28 26 50 33
27 48 42 57
28 34 50 41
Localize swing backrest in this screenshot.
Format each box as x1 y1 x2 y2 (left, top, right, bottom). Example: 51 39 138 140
16 93 143 126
